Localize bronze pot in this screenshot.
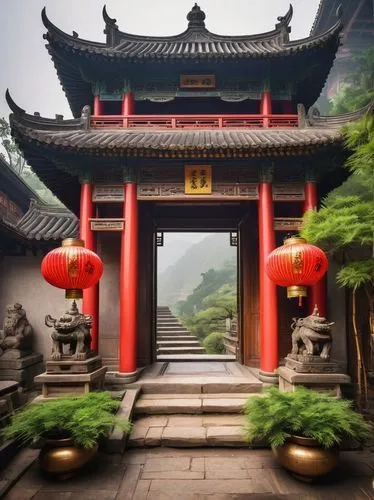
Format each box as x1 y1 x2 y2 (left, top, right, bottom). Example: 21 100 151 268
272 435 339 480
39 436 98 477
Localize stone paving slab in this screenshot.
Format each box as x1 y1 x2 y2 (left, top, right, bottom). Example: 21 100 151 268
4 448 374 499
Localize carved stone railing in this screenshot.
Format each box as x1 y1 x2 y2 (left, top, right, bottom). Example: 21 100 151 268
91 114 299 130
223 316 239 356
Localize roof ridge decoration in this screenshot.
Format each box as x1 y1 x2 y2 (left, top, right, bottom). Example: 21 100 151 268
44 3 302 50
187 3 206 28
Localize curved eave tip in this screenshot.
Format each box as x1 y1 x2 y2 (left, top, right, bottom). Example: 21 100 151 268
102 5 117 25
41 7 49 28
286 4 294 23
5 89 25 115
336 4 343 19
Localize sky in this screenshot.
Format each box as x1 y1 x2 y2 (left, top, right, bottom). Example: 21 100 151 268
0 0 320 119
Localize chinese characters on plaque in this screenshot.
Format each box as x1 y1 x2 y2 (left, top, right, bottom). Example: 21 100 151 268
180 75 216 89
184 166 212 194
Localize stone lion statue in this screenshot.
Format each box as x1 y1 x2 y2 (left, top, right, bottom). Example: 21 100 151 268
0 303 33 356
45 300 92 361
291 306 334 360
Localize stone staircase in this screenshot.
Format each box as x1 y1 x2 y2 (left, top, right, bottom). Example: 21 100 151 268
128 361 263 448
157 307 206 356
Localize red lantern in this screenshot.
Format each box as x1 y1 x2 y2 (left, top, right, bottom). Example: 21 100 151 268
41 238 103 299
266 236 328 305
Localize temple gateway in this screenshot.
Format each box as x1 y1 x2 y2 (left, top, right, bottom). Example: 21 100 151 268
2 4 365 382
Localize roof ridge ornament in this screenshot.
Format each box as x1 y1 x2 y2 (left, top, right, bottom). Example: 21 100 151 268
275 4 293 42
187 3 206 28
103 5 119 46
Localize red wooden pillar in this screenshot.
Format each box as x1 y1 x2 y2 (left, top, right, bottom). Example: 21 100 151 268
260 91 272 128
119 176 138 373
122 92 135 116
258 172 278 382
304 179 327 317
93 95 102 116
80 180 99 352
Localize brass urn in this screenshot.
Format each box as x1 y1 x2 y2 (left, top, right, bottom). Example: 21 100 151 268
272 436 339 481
39 437 98 478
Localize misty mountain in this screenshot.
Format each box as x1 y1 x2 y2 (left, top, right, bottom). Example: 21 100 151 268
158 233 236 306
157 238 194 274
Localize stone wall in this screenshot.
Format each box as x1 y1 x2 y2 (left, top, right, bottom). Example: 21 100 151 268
327 259 348 371
0 252 62 362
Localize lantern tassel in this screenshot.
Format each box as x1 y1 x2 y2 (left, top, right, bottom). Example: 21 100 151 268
298 295 302 307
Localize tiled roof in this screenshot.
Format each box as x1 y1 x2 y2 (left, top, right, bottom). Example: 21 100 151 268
43 4 341 61
16 200 78 240
41 4 342 116
11 126 343 155
7 89 371 212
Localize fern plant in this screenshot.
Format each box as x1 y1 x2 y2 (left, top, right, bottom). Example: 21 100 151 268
2 392 132 449
243 387 371 448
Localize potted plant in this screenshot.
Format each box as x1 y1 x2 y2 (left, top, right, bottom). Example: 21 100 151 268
2 392 132 477
243 387 371 481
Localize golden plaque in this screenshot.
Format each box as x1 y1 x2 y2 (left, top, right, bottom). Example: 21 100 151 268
185 166 212 194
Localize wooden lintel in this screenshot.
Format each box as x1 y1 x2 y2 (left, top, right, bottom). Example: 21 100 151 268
89 218 125 231
273 217 303 231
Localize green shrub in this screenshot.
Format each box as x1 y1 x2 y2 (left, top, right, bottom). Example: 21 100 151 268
203 332 225 354
243 387 371 448
3 392 132 449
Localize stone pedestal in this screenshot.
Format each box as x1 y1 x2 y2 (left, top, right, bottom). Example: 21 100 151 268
34 355 107 398
0 350 43 390
278 366 351 397
0 381 21 429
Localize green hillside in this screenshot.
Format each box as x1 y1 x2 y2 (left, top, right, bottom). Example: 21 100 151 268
157 233 236 306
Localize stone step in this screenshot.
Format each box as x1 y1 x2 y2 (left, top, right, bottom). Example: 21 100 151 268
128 413 254 448
137 377 262 394
157 327 189 332
134 393 257 415
157 333 191 337
157 340 202 348
157 319 182 326
157 335 198 342
157 329 190 334
157 347 206 355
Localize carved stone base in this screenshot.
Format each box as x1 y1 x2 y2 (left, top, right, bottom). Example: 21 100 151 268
258 370 279 384
0 353 44 390
35 366 107 399
46 355 102 374
0 381 21 414
278 366 351 397
0 349 33 360
285 355 339 374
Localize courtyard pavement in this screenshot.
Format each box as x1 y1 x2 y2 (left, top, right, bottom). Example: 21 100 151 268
3 447 374 499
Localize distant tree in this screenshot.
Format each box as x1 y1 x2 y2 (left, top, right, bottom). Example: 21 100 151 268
202 284 236 320
177 260 236 316
301 116 374 408
0 117 26 174
329 46 374 115
0 117 62 205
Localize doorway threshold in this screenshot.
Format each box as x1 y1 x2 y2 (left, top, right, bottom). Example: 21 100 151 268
157 354 236 362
